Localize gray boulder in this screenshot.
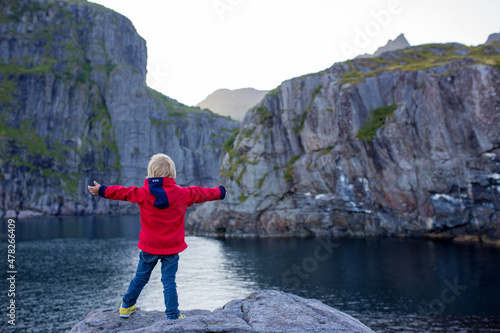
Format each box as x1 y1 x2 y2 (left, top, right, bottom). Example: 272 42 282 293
70 290 374 333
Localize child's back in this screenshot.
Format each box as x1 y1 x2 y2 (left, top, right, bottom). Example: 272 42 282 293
88 153 226 319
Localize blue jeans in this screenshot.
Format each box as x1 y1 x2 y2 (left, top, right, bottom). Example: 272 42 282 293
122 251 180 319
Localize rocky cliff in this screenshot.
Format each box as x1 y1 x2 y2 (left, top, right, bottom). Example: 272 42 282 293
486 31 500 44
70 290 374 333
187 42 500 241
0 0 238 218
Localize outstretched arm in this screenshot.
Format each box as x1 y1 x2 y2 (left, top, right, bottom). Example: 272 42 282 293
88 180 143 204
186 185 226 207
88 181 101 196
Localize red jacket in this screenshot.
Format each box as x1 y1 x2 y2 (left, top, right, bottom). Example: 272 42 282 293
98 177 225 255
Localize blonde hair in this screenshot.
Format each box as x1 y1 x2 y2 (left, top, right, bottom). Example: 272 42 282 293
147 153 176 178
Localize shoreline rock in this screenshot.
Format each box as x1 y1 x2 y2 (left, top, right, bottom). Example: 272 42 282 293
70 290 374 333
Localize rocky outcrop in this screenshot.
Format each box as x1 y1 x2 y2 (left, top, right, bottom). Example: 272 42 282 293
0 0 238 218
486 31 500 44
196 88 268 122
187 42 500 241
70 290 374 333
356 33 410 59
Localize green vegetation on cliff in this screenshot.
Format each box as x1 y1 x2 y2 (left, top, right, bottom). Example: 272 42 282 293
148 87 222 120
222 127 240 153
294 85 322 134
254 105 273 128
338 42 500 85
0 80 16 104
283 155 300 181
356 104 397 141
0 116 80 193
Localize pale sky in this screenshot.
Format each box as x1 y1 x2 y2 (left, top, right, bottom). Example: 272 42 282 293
90 0 500 107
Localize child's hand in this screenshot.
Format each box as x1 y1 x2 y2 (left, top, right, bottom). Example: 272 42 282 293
88 181 101 196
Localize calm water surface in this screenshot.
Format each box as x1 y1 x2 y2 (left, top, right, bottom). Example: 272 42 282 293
0 215 499 332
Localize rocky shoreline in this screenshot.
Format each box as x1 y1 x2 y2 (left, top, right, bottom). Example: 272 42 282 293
8 208 500 247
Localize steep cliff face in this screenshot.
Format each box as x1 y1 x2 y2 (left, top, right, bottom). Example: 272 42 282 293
187 43 500 241
0 0 238 218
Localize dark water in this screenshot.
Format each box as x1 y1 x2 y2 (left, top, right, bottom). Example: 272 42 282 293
1 215 499 332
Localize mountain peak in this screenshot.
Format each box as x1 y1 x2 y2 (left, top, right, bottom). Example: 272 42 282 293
196 88 268 121
372 33 411 57
485 31 500 44
356 33 411 59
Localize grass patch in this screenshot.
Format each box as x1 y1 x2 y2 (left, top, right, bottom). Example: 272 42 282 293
147 88 203 119
83 101 121 172
294 85 322 134
356 104 397 141
284 165 294 181
167 109 188 118
151 118 175 128
0 117 80 192
0 80 17 104
0 12 13 23
238 193 249 203
0 60 55 75
283 155 300 181
75 60 92 84
321 145 335 155
236 166 246 185
337 42 500 86
254 105 273 127
222 154 248 180
222 127 239 153
257 173 268 189
267 86 280 97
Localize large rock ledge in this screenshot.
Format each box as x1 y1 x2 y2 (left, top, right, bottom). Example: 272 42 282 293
70 290 374 332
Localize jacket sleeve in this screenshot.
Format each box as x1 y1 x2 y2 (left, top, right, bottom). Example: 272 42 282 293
98 184 144 204
185 185 226 207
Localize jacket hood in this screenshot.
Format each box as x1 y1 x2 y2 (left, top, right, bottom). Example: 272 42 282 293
145 177 180 209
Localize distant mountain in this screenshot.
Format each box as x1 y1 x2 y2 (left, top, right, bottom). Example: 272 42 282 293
196 88 268 121
357 33 410 58
373 33 411 56
485 31 500 44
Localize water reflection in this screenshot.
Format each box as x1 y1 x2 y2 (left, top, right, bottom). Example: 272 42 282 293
137 236 258 312
0 217 259 332
0 215 141 241
218 237 500 317
0 216 499 332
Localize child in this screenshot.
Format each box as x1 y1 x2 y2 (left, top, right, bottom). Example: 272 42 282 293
87 153 226 320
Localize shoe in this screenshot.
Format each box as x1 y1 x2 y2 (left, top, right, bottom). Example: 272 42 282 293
168 314 185 320
120 302 136 318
